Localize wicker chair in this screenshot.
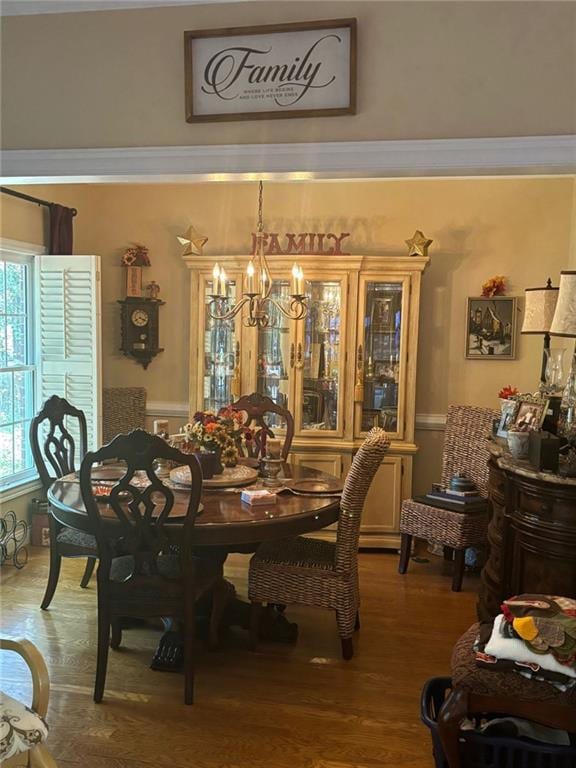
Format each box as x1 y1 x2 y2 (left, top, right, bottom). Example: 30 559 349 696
398 404 498 591
229 392 294 461
248 428 390 660
30 395 98 609
102 387 146 444
1 638 58 767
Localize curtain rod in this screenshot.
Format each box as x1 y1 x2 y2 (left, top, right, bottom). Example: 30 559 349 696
1 186 77 217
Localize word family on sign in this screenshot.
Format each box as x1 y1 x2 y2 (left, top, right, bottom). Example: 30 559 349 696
251 232 350 256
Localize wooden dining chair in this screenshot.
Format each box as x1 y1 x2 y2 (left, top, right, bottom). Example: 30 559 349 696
229 392 294 460
80 429 228 705
248 428 390 660
30 395 98 609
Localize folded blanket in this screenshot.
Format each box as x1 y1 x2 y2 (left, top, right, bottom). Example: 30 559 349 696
502 595 576 669
484 615 576 680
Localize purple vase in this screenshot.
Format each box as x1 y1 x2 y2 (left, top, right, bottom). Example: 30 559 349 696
196 450 223 479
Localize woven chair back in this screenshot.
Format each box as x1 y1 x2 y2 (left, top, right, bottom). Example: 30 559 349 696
102 387 147 444
30 395 88 492
80 429 202 581
229 392 294 460
440 405 499 497
336 427 391 572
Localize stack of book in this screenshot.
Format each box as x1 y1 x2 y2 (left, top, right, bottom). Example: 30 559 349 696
415 486 487 513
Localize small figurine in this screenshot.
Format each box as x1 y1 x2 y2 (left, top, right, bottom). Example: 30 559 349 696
121 243 150 266
147 280 160 300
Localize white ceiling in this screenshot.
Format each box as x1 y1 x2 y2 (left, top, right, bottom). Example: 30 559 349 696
0 0 255 16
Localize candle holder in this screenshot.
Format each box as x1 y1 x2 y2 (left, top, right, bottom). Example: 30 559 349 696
261 457 283 487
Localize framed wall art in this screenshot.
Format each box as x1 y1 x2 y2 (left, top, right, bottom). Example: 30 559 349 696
184 19 357 123
465 296 518 360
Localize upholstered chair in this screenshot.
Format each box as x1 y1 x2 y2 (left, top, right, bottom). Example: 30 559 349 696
248 428 390 660
0 638 58 767
398 404 498 591
30 395 98 608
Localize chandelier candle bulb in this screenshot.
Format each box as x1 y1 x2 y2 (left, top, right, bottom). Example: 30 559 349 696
212 263 221 296
291 263 299 295
219 268 227 298
246 260 256 294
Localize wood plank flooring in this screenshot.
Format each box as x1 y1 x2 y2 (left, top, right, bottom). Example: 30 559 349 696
0 548 479 768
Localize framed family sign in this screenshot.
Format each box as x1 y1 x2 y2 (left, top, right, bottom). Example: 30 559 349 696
184 19 357 123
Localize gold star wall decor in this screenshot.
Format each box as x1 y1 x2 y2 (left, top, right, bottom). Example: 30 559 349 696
405 230 433 257
177 225 208 256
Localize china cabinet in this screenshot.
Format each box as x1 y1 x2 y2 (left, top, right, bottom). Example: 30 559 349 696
184 251 430 548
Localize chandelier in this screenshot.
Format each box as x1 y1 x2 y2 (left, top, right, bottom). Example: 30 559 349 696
208 181 308 328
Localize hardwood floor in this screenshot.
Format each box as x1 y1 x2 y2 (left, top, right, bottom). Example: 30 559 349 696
0 547 479 768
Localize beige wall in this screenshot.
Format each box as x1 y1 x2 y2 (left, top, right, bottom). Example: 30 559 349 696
2 1 575 150
1 176 574 489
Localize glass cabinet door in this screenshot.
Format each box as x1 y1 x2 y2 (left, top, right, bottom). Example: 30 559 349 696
295 277 346 435
255 280 293 428
356 278 407 437
202 276 239 413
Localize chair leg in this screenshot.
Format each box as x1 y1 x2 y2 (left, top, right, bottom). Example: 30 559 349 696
354 611 360 632
341 637 354 661
443 546 454 562
398 533 412 574
184 598 196 705
80 557 97 588
249 602 263 651
110 617 122 650
94 579 110 703
41 517 62 611
452 549 466 592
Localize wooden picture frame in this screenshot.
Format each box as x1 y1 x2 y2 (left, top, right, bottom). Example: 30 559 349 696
184 19 357 123
512 395 549 432
465 296 518 360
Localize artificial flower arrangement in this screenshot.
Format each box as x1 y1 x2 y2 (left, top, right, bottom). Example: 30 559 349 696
180 407 254 467
498 385 519 400
481 275 507 297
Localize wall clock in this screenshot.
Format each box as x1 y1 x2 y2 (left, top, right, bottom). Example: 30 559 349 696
118 297 164 369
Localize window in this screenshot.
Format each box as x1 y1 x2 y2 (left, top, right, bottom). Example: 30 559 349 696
0 252 36 487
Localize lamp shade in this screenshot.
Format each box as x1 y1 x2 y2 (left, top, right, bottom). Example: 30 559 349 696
521 280 559 334
550 271 576 338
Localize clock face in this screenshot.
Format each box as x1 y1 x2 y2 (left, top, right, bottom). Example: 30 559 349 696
131 308 149 327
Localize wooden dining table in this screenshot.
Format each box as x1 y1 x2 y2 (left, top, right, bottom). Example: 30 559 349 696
47 462 341 549
47 462 342 667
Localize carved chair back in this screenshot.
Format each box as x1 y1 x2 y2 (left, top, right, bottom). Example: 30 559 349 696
30 395 88 492
336 428 390 572
440 405 499 498
229 393 294 460
80 430 202 586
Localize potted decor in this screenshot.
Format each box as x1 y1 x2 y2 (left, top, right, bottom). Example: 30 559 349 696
180 408 253 478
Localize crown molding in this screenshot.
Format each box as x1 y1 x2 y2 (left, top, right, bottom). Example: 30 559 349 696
1 136 575 184
1 0 245 16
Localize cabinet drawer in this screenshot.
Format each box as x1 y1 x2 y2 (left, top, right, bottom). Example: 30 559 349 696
517 491 575 524
290 452 346 480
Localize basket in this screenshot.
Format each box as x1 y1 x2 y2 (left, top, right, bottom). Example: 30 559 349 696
421 677 576 768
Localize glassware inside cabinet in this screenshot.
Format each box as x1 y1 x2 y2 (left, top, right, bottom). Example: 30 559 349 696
300 280 341 431
203 278 237 413
361 281 403 433
256 280 291 428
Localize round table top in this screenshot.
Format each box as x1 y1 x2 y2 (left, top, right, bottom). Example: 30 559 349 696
47 463 341 547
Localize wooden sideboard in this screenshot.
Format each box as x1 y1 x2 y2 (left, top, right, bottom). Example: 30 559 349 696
478 449 576 622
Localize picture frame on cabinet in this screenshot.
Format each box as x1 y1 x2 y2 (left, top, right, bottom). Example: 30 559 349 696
496 399 519 438
466 296 518 360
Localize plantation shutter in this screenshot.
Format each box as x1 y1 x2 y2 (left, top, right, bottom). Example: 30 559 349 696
35 255 102 450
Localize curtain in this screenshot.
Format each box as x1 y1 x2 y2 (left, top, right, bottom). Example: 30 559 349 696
49 204 74 254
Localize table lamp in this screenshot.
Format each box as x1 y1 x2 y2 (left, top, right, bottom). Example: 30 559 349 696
550 270 576 476
521 278 559 386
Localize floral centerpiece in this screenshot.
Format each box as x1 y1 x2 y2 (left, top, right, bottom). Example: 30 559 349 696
180 407 253 469
498 385 518 401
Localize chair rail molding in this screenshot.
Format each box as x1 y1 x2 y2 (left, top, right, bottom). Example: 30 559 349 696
2 136 575 184
147 402 447 432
